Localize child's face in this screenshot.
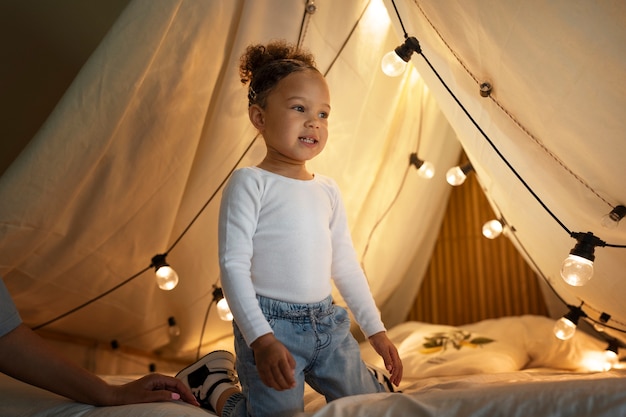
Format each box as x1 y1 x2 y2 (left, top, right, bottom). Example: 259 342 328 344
251 69 331 166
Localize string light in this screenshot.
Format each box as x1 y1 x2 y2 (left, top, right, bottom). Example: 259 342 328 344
167 316 181 339
601 205 626 229
554 304 587 340
482 219 503 239
605 338 619 361
305 0 316 14
212 287 233 322
446 162 473 186
593 312 612 333
409 152 435 179
560 232 606 287
151 254 179 290
196 284 233 360
381 36 421 77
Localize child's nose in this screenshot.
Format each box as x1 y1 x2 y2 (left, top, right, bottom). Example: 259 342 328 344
306 115 320 128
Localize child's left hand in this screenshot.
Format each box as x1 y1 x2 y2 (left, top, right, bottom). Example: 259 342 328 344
368 331 403 386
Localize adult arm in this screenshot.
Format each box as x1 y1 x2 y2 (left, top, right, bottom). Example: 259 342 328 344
0 323 199 406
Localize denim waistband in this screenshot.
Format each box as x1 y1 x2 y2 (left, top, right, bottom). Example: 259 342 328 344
258 294 334 323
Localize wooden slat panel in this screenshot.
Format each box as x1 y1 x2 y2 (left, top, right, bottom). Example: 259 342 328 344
407 156 548 325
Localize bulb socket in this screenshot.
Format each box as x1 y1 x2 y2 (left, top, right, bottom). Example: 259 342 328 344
395 36 421 62
569 232 605 262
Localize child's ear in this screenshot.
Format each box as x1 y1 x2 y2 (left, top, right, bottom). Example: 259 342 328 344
248 104 265 130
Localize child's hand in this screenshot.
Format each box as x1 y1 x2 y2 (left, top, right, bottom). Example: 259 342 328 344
250 333 296 391
368 331 403 386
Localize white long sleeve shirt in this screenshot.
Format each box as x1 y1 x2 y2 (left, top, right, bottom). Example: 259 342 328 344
218 167 385 346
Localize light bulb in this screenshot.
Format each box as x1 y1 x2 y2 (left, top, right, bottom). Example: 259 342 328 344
417 160 435 179
446 166 467 186
482 220 503 239
561 232 604 286
152 254 179 290
381 50 408 77
560 254 594 286
604 350 619 369
553 317 576 340
382 36 421 77
446 163 472 186
593 322 606 333
155 265 179 290
601 214 619 229
217 298 233 321
167 316 181 339
601 205 626 229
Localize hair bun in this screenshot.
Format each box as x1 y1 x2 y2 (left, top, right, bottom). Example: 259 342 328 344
239 40 316 85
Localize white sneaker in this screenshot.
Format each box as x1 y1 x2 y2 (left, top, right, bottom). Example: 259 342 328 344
176 350 237 410
366 364 398 393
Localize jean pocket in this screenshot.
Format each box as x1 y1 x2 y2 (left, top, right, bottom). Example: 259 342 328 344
331 305 350 326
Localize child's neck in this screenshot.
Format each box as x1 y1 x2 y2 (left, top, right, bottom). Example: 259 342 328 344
257 159 314 180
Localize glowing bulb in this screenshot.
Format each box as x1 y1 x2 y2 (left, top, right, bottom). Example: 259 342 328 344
381 50 408 77
382 37 420 77
446 166 467 186
553 317 577 340
152 254 179 290
560 254 594 286
605 349 619 368
417 161 435 179
482 220 503 239
156 266 179 290
581 351 614 372
167 316 181 339
217 298 233 321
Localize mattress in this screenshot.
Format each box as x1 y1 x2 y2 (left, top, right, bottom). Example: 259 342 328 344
2 316 624 417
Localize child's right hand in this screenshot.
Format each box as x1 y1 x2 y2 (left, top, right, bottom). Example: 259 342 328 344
250 333 296 391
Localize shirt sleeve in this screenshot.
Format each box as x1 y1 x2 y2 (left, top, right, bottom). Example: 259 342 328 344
327 181 386 338
0 278 22 337
218 170 273 346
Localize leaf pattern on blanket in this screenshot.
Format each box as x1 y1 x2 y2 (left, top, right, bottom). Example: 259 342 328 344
419 330 494 354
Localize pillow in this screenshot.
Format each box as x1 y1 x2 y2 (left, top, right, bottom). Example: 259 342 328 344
462 315 609 371
394 322 528 378
361 316 609 380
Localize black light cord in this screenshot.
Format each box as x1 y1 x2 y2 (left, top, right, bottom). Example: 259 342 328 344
165 135 259 255
33 265 151 330
389 0 626 333
389 0 625 249
32 135 260 331
507 224 626 333
32 0 380 336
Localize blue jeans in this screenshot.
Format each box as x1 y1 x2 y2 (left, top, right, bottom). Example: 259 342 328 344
223 295 384 417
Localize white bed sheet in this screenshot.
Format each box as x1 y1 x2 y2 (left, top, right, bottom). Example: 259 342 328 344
2 316 624 417
300 315 626 417
298 369 626 417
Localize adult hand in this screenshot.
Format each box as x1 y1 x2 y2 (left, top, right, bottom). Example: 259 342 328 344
251 333 296 391
106 373 200 406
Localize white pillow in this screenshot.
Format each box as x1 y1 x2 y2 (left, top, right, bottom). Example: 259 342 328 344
362 316 608 379
461 316 607 371
394 322 528 378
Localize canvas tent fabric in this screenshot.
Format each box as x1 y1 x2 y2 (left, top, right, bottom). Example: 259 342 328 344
0 0 459 362
0 0 625 367
392 0 626 343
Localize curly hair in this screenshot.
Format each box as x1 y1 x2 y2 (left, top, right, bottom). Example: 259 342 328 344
239 40 319 107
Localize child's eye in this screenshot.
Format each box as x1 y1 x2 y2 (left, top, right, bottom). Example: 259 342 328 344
319 111 329 119
292 105 305 112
